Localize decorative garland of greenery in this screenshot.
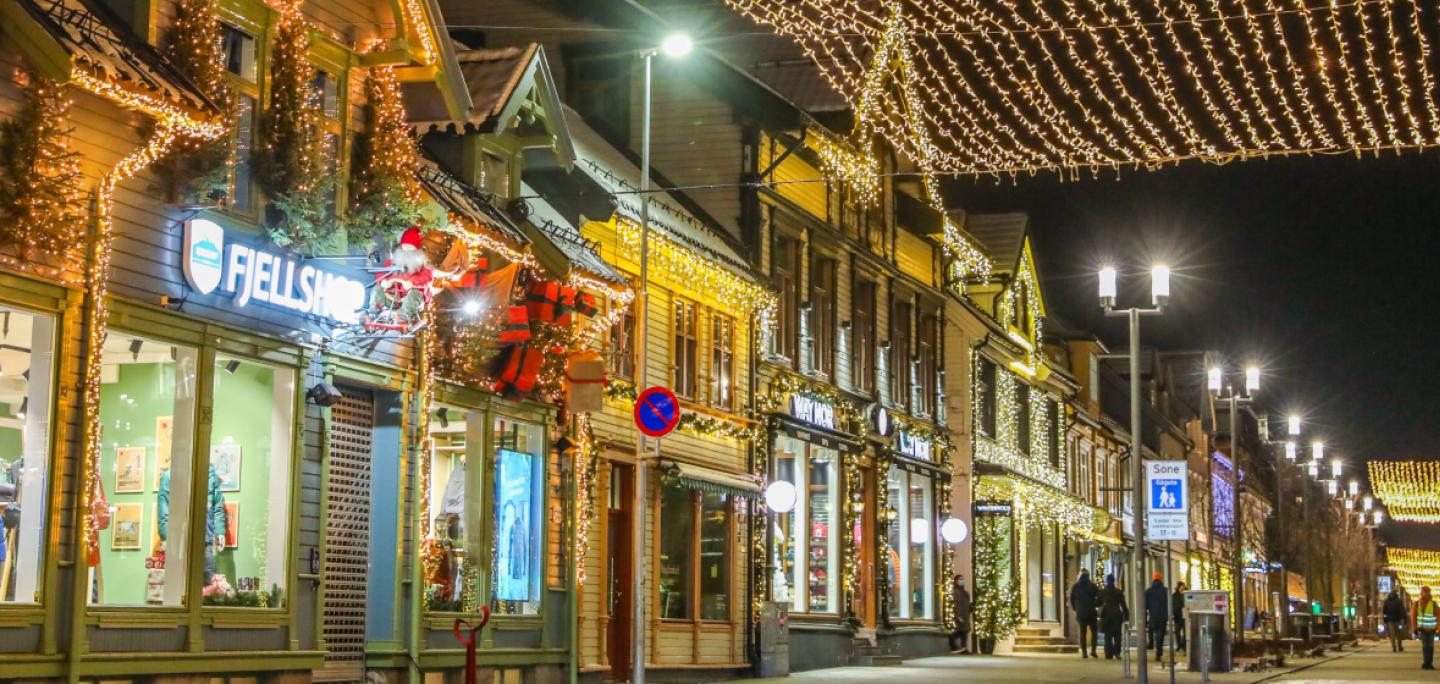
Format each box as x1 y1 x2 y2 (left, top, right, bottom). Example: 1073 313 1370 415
156 0 233 205
888 410 954 452
0 75 86 264
348 60 428 245
757 372 863 434
256 2 335 252
973 514 1023 642
603 379 759 442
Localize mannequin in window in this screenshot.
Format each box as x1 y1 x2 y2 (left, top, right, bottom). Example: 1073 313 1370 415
158 465 227 585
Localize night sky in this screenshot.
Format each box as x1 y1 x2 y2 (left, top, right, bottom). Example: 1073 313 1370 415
945 151 1440 547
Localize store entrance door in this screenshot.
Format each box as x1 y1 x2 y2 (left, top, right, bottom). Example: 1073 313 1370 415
854 466 877 628
606 462 634 680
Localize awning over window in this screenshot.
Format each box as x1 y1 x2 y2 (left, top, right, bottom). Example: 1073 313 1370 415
660 460 761 500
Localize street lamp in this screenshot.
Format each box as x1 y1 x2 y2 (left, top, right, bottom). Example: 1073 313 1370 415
1209 359 1259 643
1288 415 1301 436
1284 441 1297 461
1098 264 1170 682
1307 462 1319 478
1348 480 1360 498
629 34 692 684
1331 459 1343 480
1373 509 1385 525
1312 440 1325 464
1364 496 1374 512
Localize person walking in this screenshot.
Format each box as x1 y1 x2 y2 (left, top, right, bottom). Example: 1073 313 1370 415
1100 574 1129 660
1145 571 1169 661
1414 586 1437 670
1384 589 1407 653
1070 568 1100 658
949 575 972 654
1172 581 1188 653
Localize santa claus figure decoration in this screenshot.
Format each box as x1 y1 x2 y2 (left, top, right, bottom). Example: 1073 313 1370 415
366 226 436 333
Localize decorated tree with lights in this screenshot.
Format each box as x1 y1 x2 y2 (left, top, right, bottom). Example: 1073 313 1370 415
0 75 87 264
349 62 428 246
256 2 334 251
156 0 232 204
972 515 1022 647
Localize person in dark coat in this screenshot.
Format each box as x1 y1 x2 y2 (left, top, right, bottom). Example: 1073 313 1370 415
1172 581 1188 653
1069 568 1100 658
1385 589 1408 652
1144 572 1169 660
1100 574 1129 659
950 575 973 653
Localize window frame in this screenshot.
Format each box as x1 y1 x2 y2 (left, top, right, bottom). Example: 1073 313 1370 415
889 298 912 409
978 357 998 438
772 233 801 362
219 20 261 216
809 254 837 379
851 278 877 395
709 311 736 410
672 297 700 399
916 311 938 417
658 486 734 624
1017 385 1032 454
605 293 636 380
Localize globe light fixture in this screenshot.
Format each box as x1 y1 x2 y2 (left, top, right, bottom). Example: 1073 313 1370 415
461 299 482 317
940 517 969 544
764 480 797 514
910 517 931 544
661 33 694 57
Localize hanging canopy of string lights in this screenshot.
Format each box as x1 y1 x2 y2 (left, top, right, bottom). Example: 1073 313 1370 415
1369 460 1440 523
724 0 1440 179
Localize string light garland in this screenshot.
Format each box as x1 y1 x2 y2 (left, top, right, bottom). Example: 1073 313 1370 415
398 0 438 65
155 0 234 204
1369 460 1440 523
0 76 87 266
612 216 777 317
573 413 597 583
973 351 1067 489
972 513 1023 641
1385 548 1440 595
350 58 429 244
724 0 1440 179
939 219 993 294
976 475 1109 539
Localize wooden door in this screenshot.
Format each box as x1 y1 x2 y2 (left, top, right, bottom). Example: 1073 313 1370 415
607 463 634 680
855 466 877 628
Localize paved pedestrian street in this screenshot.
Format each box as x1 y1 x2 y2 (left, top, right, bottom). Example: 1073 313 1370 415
754 642 1440 684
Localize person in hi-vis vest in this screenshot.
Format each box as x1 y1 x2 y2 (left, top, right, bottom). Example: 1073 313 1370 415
1415 586 1437 670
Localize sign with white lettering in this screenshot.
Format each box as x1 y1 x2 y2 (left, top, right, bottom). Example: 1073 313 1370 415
183 219 368 324
789 394 835 431
1145 459 1189 541
974 500 1013 516
895 431 933 461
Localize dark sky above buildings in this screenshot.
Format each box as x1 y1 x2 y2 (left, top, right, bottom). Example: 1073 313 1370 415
947 151 1440 547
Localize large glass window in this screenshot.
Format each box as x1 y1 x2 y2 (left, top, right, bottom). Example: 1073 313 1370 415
772 235 800 361
95 333 198 606
492 417 544 615
890 300 912 408
673 299 699 398
709 313 735 409
425 405 479 612
810 256 837 378
851 279 876 395
0 306 55 604
771 435 840 613
202 355 294 606
660 485 732 621
885 465 935 620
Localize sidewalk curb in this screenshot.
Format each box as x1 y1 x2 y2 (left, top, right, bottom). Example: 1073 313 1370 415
1250 642 1373 682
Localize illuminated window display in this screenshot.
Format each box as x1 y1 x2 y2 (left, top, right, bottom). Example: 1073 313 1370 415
771 434 840 613
94 333 198 606
201 355 294 606
0 306 56 604
660 485 733 621
886 466 935 620
426 405 477 612
492 417 543 616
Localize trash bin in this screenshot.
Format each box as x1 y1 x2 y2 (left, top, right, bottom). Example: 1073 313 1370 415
1189 612 1231 673
757 601 789 677
1286 614 1312 641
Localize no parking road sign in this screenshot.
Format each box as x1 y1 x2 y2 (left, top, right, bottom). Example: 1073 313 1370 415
634 386 680 438
1145 460 1189 541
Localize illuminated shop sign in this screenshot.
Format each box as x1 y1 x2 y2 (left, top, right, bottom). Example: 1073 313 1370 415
975 500 1013 516
789 394 835 431
183 219 367 324
896 431 933 461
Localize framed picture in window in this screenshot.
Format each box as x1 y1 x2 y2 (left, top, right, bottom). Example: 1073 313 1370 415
112 503 144 550
115 447 146 493
211 444 242 492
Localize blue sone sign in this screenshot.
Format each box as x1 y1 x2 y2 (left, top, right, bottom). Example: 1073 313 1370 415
1145 460 1189 541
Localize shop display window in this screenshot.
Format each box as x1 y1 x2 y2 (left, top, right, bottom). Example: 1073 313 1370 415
660 485 733 621
698 492 730 621
771 435 840 613
0 306 55 604
885 465 935 619
659 485 695 620
200 355 294 607
492 417 543 615
426 405 479 612
94 333 198 606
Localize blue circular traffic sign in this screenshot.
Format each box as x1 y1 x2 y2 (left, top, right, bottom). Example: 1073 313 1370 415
634 386 680 438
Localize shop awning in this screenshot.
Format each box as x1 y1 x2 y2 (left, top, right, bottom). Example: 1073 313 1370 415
661 460 761 500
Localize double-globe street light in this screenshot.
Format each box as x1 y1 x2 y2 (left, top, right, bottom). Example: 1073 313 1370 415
1098 263 1169 683
1208 361 1260 643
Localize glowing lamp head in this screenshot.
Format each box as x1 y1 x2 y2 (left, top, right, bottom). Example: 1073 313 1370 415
1312 441 1325 462
1284 441 1297 461
764 480 797 514
1327 480 1338 496
1245 366 1260 394
1151 265 1171 305
1307 462 1318 478
461 299 482 317
1288 414 1301 436
940 517 969 544
1374 509 1385 525
661 33 693 57
1331 459 1343 479
1207 367 1223 393
1098 266 1117 306
1364 496 1374 511
1344 498 1354 510
1348 479 1360 498
910 517 931 544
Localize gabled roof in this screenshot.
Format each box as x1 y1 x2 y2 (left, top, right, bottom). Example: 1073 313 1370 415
519 179 627 285
416 156 530 247
965 212 1030 273
413 43 576 167
6 0 219 123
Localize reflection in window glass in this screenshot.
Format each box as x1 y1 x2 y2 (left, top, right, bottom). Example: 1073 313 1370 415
698 493 730 621
492 417 543 615
886 467 902 617
659 485 694 620
885 466 935 619
770 435 840 613
95 333 198 606
0 306 55 604
426 405 477 612
203 355 294 606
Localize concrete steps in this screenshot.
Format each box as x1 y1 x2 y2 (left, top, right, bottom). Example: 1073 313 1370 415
850 634 904 666
1013 624 1080 655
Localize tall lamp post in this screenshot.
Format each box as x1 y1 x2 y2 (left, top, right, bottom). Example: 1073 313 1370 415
630 33 692 684
1207 362 1259 643
1099 264 1169 683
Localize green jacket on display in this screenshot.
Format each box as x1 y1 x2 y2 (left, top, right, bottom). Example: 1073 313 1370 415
157 465 227 545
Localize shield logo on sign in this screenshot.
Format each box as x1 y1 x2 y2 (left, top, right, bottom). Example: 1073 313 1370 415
183 219 225 295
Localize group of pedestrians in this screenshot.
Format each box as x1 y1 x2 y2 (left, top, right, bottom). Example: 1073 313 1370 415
1383 585 1438 670
1068 569 1187 660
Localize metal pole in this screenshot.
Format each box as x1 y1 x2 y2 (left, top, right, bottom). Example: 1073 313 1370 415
1230 391 1243 644
1276 452 1286 639
1123 621 1132 678
1201 624 1211 683
630 49 654 684
1130 308 1148 681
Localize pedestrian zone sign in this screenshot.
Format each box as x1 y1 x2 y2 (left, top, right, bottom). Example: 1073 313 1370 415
1145 460 1188 541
